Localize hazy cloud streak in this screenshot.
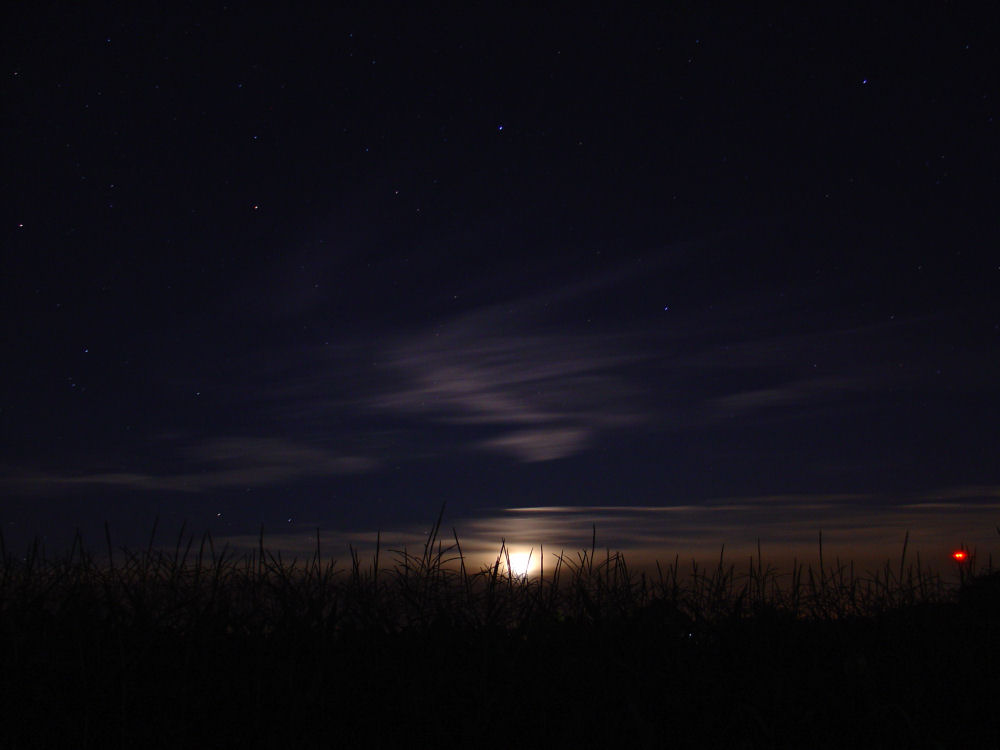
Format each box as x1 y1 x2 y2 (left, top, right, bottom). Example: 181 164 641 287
2 437 377 494
206 485 1000 575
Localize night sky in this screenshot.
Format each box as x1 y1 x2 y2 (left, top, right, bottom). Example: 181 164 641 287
4 5 999 572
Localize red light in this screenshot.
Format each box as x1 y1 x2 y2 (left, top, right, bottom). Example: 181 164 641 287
952 550 968 562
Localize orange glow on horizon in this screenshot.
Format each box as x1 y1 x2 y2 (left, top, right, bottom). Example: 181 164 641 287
952 550 968 562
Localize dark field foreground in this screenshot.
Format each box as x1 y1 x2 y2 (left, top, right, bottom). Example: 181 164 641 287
2 520 998 749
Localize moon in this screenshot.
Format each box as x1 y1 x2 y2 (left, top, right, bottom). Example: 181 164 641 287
505 549 538 578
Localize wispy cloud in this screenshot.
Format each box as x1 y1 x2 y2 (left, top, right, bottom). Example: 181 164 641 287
2 437 377 494
370 303 646 461
707 375 866 420
349 260 934 460
477 427 592 462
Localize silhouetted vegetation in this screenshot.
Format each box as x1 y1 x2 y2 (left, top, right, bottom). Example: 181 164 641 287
1 516 997 749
